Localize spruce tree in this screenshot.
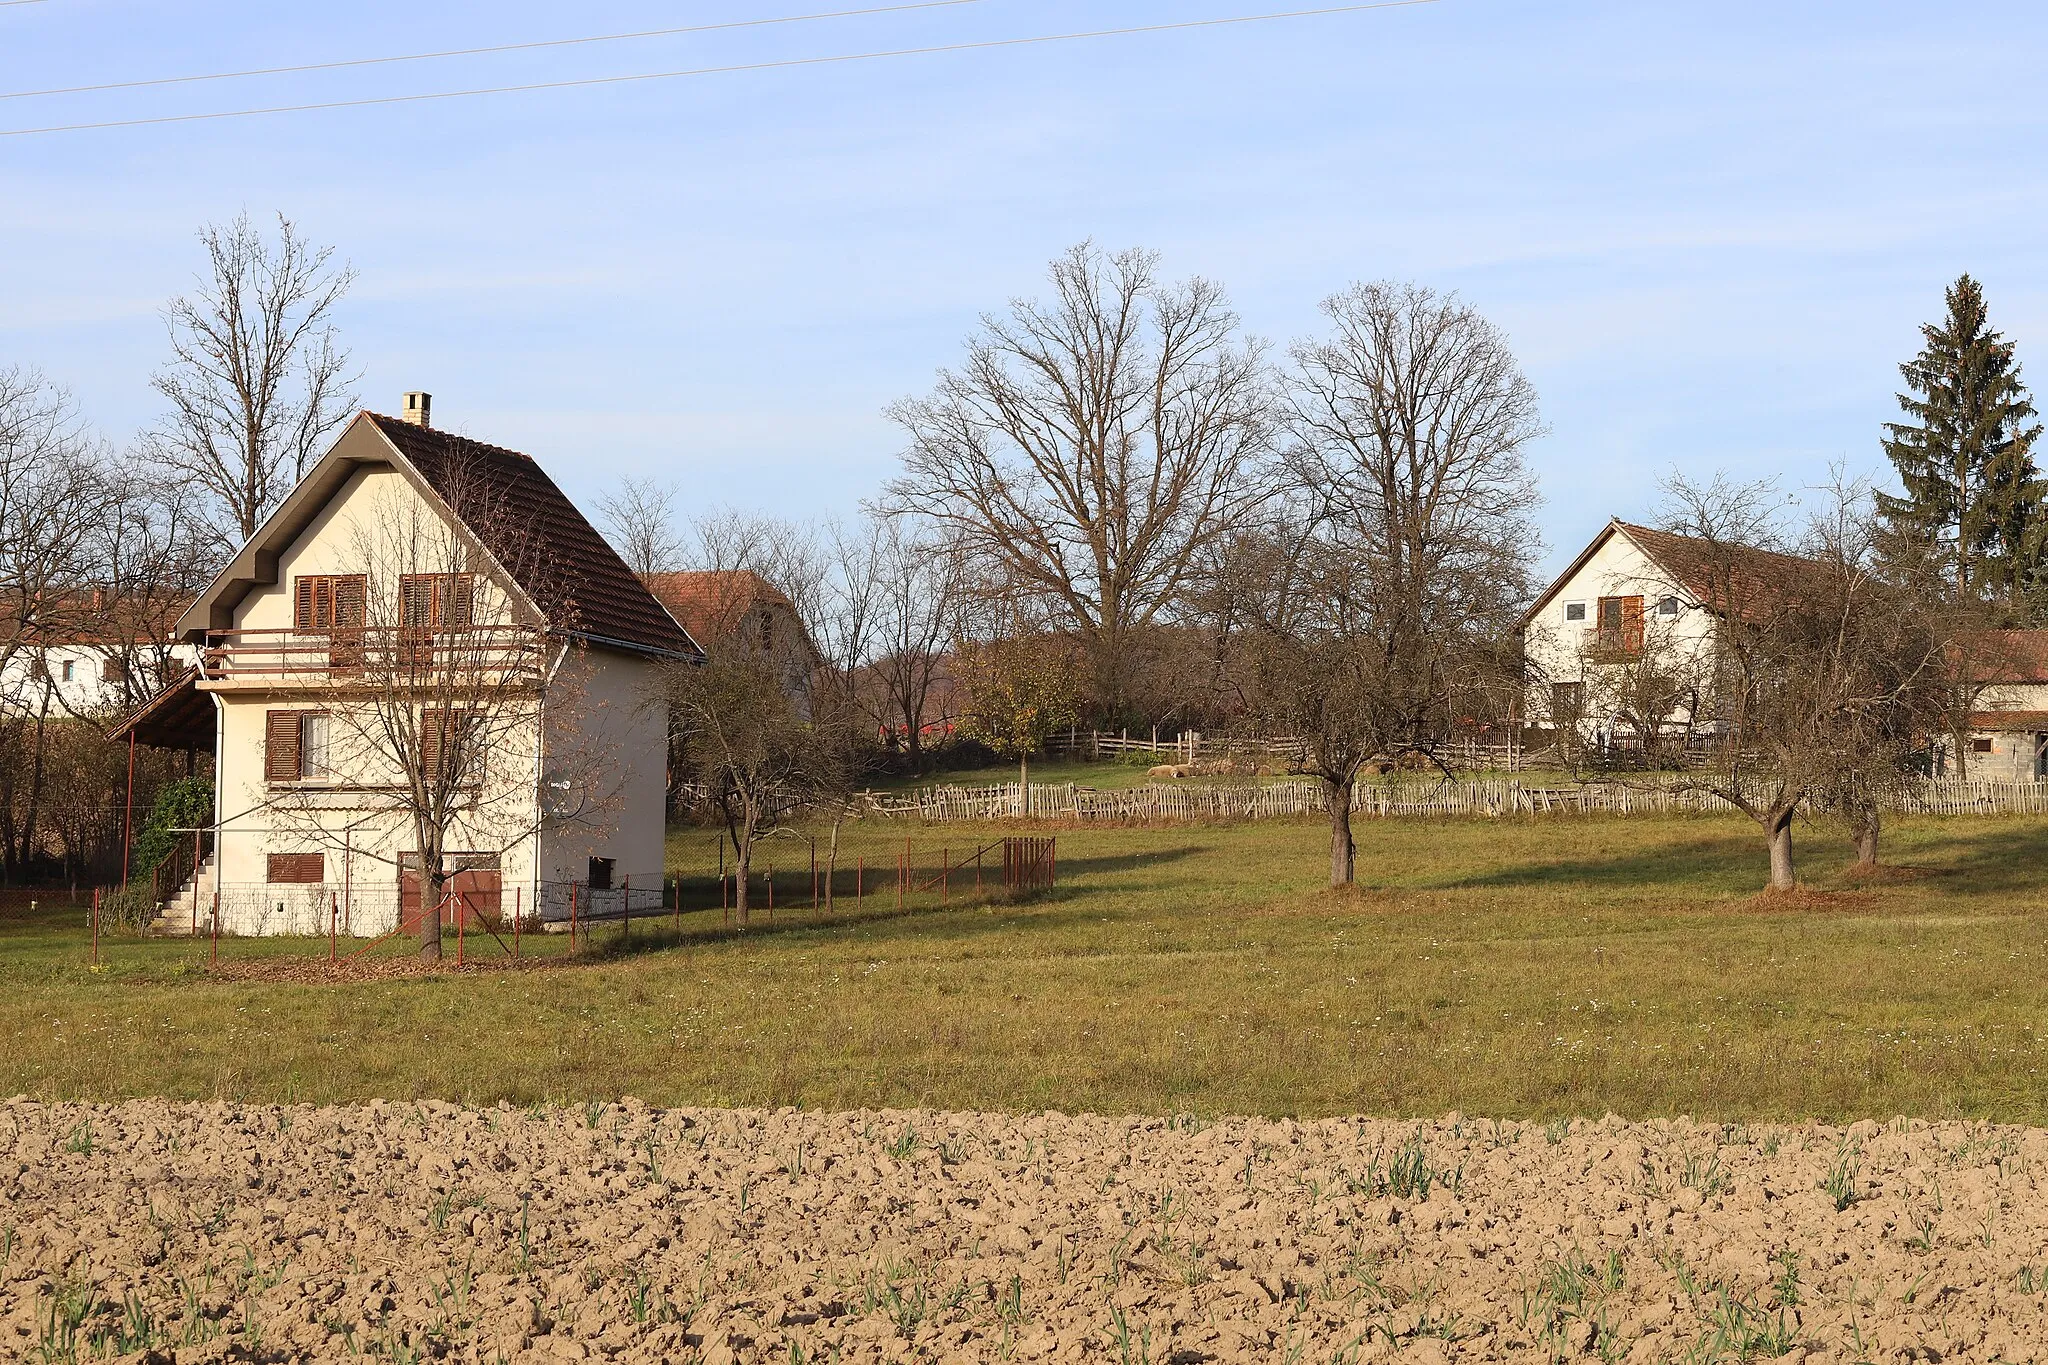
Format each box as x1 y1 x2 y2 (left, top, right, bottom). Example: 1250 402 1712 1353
1875 274 2044 613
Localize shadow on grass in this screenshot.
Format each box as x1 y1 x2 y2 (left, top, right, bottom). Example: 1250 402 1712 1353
1443 833 1761 893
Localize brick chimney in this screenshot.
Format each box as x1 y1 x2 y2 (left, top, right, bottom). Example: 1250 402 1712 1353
401 391 433 427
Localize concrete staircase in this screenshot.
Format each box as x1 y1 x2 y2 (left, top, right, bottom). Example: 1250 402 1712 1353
149 856 215 936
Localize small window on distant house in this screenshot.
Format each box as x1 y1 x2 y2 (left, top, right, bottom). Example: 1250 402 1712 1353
1564 602 1587 622
587 857 614 891
1657 596 1681 617
267 853 325 884
1972 737 1995 754
59 660 74 682
101 656 125 683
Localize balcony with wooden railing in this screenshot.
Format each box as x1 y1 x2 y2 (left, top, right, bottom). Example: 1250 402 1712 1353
198 625 546 687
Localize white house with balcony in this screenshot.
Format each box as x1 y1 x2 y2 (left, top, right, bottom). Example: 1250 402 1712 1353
119 394 702 937
1520 519 1731 745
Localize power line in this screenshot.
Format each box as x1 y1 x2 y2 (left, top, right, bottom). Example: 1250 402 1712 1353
1 0 989 102
0 1 1440 138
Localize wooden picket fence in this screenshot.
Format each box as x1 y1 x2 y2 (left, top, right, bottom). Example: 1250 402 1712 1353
866 776 2048 824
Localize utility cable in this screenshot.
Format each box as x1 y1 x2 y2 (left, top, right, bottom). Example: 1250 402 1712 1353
0 0 988 102
0 1 1440 137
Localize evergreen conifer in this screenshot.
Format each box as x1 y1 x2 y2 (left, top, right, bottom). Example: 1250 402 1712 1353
1876 274 2044 615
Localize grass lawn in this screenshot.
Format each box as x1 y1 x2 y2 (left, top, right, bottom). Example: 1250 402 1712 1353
865 754 1172 792
4 813 2047 1122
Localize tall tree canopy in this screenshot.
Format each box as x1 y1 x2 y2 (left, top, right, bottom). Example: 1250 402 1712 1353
1876 274 2043 613
886 243 1275 723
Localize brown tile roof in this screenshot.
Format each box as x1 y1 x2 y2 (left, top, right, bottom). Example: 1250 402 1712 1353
1614 522 1821 611
1959 630 2048 684
366 413 701 660
1968 710 2048 732
640 570 792 644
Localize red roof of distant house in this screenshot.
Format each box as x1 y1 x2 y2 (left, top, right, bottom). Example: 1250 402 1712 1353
640 570 795 646
1960 630 2048 685
1968 710 2048 732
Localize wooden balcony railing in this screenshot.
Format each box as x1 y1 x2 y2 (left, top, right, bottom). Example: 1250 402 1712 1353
200 626 545 684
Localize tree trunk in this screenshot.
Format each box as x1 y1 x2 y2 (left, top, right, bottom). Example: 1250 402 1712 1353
826 811 843 910
1853 807 1880 868
733 833 752 925
1765 806 1796 891
1326 776 1355 886
420 866 444 960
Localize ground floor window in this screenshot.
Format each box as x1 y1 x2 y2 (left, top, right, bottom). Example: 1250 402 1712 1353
587 856 615 891
267 853 325 883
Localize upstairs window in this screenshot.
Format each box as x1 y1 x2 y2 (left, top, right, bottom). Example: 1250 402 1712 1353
294 574 368 631
294 574 367 670
1596 596 1645 655
400 573 476 629
1564 602 1587 622
1657 595 1681 617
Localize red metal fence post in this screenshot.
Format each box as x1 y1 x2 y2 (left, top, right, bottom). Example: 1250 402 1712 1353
209 892 219 967
623 874 631 940
570 881 579 949
329 892 338 966
513 886 522 961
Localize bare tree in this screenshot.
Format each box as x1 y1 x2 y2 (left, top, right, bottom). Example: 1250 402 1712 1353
666 620 838 923
1652 475 1953 889
1245 284 1544 886
596 475 687 575
864 521 964 767
148 213 357 552
886 243 1277 721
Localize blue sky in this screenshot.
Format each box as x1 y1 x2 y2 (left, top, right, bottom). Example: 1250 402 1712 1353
4 0 2045 576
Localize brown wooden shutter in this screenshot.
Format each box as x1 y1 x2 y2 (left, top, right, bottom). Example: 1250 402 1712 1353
334 575 366 628
266 852 325 883
402 576 435 626
420 708 447 775
448 574 475 628
1621 596 1645 654
265 710 303 783
294 578 316 631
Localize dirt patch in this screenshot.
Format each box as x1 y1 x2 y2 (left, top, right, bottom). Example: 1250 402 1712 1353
1740 886 1881 913
3 1102 2044 1362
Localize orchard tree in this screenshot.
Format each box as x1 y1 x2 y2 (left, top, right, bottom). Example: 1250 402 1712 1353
953 634 1079 812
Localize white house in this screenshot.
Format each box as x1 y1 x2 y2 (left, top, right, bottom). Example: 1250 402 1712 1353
126 394 702 937
1526 518 2048 775
1519 519 1740 744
